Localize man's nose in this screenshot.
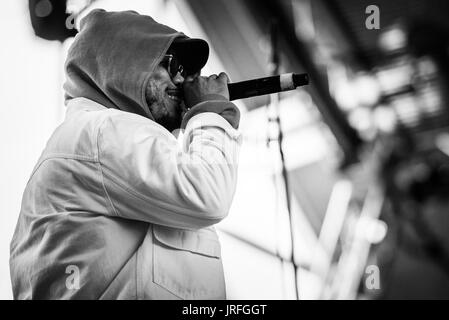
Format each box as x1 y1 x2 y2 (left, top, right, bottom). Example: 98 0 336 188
172 72 184 85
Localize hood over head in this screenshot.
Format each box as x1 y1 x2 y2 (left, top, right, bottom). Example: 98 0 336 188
63 9 209 119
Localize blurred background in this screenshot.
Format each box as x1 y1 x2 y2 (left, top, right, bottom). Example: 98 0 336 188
2 0 449 299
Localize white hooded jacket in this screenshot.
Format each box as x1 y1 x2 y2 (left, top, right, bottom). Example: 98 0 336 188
10 97 241 299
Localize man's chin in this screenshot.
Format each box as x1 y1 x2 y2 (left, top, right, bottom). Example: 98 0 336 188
150 99 183 131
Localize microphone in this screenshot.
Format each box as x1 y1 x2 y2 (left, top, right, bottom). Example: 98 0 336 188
228 73 309 101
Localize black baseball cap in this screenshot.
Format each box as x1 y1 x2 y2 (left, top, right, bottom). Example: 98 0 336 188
170 36 209 76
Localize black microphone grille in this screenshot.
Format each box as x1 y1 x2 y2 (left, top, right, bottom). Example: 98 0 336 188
292 73 309 87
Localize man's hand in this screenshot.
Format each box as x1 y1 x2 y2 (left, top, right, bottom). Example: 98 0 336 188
180 71 239 130
182 72 230 108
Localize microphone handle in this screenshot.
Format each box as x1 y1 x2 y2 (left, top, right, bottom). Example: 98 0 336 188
228 73 309 101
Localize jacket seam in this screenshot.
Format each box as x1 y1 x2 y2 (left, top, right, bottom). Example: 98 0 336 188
96 117 120 218
39 153 97 161
27 154 97 183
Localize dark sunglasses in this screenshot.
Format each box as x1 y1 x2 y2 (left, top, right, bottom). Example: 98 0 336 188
161 53 185 78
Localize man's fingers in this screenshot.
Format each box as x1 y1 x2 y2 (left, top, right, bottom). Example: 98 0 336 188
185 71 201 81
218 72 230 83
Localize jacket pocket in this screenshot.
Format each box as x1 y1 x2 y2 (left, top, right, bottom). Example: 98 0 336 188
152 225 226 299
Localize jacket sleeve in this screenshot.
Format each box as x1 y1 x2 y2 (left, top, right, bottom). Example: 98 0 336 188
97 105 242 229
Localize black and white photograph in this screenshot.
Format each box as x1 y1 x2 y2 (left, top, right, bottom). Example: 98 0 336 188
2 0 449 304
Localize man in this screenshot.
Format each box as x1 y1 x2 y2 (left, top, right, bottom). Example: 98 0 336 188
10 9 241 299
